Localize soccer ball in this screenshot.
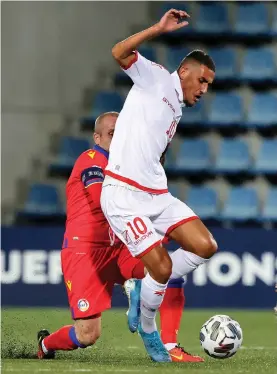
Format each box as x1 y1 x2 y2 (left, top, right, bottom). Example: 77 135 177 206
199 315 243 359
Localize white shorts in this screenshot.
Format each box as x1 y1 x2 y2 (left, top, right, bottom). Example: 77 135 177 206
100 183 198 258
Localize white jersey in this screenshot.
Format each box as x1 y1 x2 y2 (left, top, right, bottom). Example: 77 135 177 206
105 51 184 194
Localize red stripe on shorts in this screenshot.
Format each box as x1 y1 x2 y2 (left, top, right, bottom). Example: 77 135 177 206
165 216 199 238
135 240 162 259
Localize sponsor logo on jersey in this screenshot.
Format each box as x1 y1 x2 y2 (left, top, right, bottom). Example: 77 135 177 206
163 97 176 113
77 299 90 312
66 280 72 291
87 151 95 159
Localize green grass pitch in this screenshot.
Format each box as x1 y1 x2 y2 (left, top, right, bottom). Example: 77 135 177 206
2 308 277 374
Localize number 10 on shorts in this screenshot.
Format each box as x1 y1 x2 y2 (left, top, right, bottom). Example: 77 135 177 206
127 217 148 240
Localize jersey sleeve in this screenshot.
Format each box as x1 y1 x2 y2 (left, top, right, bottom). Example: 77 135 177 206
81 165 104 188
79 151 107 207
121 51 167 89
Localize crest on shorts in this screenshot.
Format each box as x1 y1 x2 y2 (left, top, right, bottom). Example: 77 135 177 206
77 299 90 312
122 230 132 244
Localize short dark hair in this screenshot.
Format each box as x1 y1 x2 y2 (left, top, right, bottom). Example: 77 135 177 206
178 49 216 72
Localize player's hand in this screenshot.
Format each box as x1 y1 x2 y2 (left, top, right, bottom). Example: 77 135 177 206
157 9 190 33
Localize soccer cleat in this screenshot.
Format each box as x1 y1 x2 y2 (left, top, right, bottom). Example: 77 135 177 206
37 329 55 359
124 279 141 333
138 323 172 362
168 344 204 363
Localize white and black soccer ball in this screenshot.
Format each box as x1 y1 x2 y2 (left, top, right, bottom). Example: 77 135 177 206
200 315 243 359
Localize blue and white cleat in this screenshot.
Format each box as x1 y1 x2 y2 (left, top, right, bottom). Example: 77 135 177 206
123 279 141 333
138 323 172 362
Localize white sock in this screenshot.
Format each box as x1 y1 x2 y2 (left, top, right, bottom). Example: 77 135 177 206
170 248 208 279
41 339 48 354
140 273 168 333
165 343 177 351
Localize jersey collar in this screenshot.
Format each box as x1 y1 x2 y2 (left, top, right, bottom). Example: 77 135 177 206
93 144 109 159
171 71 186 108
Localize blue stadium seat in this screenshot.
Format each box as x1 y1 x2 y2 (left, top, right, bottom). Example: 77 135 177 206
137 46 157 62
164 146 176 172
23 184 63 216
271 5 277 36
186 186 218 219
254 139 277 174
175 139 211 172
54 136 91 169
221 187 259 221
91 91 123 117
246 93 277 128
206 93 244 127
195 3 230 34
168 183 180 199
165 47 189 73
233 3 270 36
115 46 157 83
240 47 277 82
214 139 251 173
260 188 277 222
179 100 206 127
208 47 238 81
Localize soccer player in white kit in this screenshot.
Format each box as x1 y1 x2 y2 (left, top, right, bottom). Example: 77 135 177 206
101 9 217 362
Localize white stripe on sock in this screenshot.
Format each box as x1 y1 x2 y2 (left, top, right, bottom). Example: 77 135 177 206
41 339 48 354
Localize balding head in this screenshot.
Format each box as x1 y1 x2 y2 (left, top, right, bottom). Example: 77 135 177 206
93 111 119 152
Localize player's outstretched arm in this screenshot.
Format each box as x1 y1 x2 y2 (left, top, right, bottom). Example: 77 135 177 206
112 9 190 69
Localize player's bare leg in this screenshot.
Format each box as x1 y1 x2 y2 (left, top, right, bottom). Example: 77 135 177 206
168 219 217 280
74 317 101 346
37 316 101 359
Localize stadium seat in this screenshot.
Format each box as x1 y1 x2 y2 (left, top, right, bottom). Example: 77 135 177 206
206 93 244 127
214 139 251 173
195 3 230 34
260 188 277 222
271 5 277 36
115 46 157 84
91 91 123 117
186 186 218 219
22 184 63 216
179 100 206 127
164 146 176 172
246 93 277 128
175 139 211 172
221 187 259 221
53 136 91 169
233 3 270 36
240 47 277 82
168 183 180 199
165 47 189 73
254 139 277 174
158 2 192 17
208 47 238 81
